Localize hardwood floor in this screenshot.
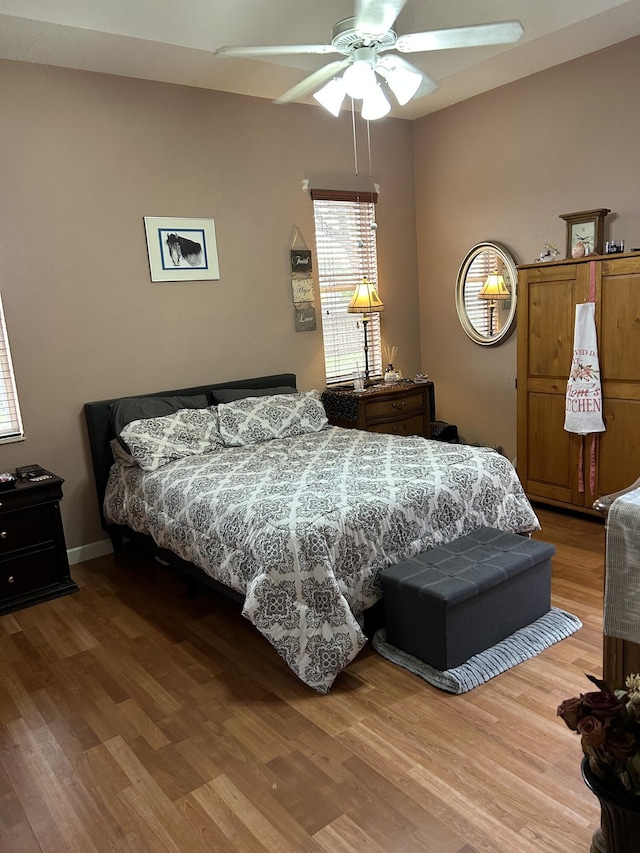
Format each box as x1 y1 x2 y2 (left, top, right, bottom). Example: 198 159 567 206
0 508 606 852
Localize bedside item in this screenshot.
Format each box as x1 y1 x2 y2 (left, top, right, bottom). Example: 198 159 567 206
0 473 15 491
16 464 45 480
0 470 78 616
383 345 399 384
322 381 431 438
384 365 399 384
456 242 518 346
559 208 610 257
347 277 384 381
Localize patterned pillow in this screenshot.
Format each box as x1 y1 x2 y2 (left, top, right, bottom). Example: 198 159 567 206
119 407 224 471
218 392 328 446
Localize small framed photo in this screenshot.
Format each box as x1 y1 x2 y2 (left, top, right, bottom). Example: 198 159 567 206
144 217 220 281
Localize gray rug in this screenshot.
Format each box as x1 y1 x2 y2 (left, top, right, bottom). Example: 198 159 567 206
372 607 582 694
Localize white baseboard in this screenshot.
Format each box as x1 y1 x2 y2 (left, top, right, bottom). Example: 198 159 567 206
67 538 113 566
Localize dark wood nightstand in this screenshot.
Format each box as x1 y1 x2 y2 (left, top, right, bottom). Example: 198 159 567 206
0 471 77 616
322 381 433 438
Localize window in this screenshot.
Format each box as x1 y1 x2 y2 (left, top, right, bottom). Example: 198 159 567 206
311 189 382 384
0 295 23 442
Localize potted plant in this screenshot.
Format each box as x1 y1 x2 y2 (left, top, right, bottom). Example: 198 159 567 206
558 674 640 852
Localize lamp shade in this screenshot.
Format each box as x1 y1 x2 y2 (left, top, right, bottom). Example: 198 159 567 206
348 278 385 314
384 65 422 106
478 272 510 300
361 84 391 120
313 78 346 116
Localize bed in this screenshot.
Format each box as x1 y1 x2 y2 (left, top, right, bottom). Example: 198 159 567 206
85 373 540 693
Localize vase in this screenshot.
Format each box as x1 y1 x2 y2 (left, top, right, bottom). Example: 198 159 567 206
384 364 399 384
582 757 640 853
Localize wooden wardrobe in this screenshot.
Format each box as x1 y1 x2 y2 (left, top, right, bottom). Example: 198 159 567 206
516 252 640 515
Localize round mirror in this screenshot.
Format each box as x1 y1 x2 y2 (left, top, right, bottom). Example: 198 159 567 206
455 242 518 346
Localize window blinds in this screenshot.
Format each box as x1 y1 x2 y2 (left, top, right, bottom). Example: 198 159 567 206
0 295 23 441
311 189 382 384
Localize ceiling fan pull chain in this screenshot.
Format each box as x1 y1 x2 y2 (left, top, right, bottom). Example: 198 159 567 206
351 99 359 175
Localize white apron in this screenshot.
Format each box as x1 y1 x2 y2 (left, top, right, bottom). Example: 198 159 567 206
564 302 605 435
564 293 605 493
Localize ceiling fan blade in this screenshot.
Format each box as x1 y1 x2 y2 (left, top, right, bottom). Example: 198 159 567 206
396 21 524 53
377 54 439 97
354 0 407 37
274 59 351 104
216 43 339 57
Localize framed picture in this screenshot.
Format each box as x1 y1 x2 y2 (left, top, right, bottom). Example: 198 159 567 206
144 217 220 281
559 209 610 258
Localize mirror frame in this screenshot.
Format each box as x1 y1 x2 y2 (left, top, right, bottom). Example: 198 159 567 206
455 241 518 346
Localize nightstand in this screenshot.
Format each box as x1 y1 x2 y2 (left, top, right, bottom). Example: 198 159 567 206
322 381 433 438
0 471 78 616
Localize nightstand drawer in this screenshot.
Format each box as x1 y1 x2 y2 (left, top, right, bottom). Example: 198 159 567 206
0 504 57 554
364 390 425 422
0 548 60 602
366 413 427 438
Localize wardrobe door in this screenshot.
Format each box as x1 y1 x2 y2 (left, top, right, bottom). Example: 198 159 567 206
597 256 640 497
517 261 590 508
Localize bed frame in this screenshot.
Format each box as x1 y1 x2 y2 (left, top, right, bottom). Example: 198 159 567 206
84 373 297 604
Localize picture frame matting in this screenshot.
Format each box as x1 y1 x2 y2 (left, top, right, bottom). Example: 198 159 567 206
144 217 220 281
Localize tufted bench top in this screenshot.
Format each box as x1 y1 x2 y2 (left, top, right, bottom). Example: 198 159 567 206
381 527 556 609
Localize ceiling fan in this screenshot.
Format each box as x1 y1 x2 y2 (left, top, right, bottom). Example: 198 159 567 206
215 0 524 119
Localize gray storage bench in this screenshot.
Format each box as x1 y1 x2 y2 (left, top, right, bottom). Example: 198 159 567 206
380 528 555 671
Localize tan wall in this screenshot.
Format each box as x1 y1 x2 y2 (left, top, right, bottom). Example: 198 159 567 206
0 60 421 548
413 36 640 462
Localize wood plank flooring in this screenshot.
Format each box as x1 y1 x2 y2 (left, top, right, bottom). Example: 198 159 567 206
0 508 606 851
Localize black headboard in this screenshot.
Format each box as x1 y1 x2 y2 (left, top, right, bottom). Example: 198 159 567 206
84 373 296 530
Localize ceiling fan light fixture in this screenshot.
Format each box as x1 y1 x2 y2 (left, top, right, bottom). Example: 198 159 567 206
361 83 391 121
313 77 347 116
381 65 422 106
343 59 377 99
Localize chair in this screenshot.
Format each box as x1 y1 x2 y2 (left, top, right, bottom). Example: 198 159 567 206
594 477 640 687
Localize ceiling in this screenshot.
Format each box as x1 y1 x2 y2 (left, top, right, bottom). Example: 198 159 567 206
1 0 639 119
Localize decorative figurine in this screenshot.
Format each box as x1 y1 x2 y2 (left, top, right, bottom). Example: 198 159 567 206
535 243 560 263
572 240 586 259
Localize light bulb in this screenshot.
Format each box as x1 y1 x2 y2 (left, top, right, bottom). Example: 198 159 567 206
361 84 391 121
343 60 376 99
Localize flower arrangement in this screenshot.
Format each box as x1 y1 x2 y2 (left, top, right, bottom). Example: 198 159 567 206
558 674 640 798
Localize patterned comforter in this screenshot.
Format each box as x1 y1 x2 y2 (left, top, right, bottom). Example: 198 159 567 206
104 427 540 693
